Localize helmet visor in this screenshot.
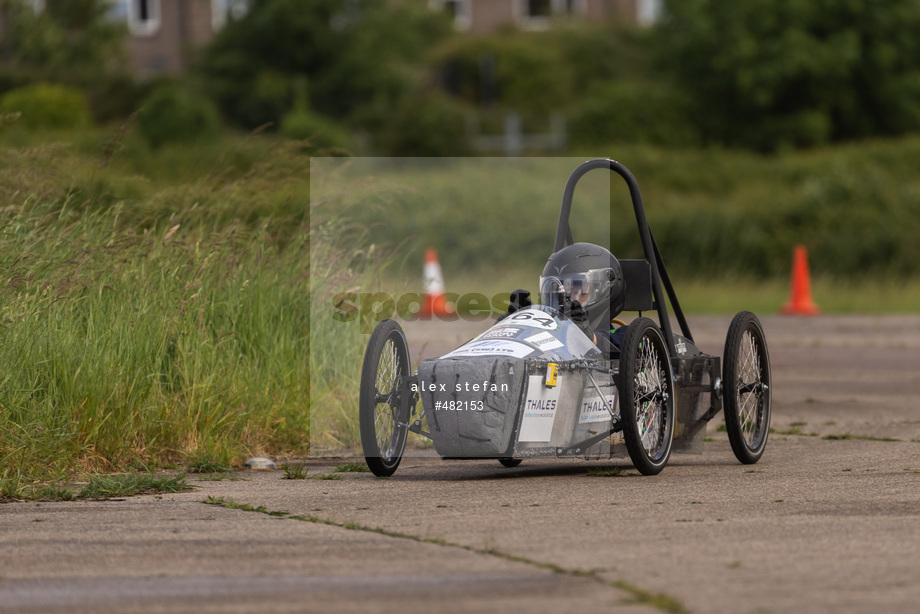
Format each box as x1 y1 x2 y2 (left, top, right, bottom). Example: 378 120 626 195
539 267 615 310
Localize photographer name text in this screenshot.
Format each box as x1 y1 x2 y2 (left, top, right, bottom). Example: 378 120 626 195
411 381 509 393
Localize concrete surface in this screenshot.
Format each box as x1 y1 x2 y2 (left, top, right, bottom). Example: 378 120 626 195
1 315 918 613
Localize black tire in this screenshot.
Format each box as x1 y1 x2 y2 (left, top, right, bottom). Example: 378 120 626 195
723 311 772 464
498 458 522 468
359 320 411 477
617 318 675 476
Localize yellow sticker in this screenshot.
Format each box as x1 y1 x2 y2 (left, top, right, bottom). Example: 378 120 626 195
545 363 558 388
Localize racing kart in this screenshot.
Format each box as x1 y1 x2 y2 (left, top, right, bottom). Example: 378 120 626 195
359 159 772 477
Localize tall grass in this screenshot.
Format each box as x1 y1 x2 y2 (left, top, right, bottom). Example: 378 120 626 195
308 212 372 454
442 270 920 315
0 131 359 494
308 160 401 454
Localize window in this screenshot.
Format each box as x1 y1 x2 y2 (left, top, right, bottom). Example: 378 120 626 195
106 0 129 21
131 0 160 35
212 0 250 31
517 0 585 30
108 0 160 35
526 0 552 18
429 0 471 31
637 0 663 26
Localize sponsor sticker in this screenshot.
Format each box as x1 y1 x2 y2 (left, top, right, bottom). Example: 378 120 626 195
518 375 560 442
676 338 687 355
578 387 618 424
440 339 534 359
477 326 520 340
525 331 564 352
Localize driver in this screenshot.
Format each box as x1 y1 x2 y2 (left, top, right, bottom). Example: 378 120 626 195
501 243 628 350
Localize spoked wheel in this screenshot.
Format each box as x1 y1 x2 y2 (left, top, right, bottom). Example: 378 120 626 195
359 319 411 477
723 311 772 464
618 317 676 476
498 458 522 468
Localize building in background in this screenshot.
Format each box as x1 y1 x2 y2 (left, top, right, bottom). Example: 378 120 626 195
0 0 250 79
102 0 661 78
111 0 249 78
1 0 657 80
428 0 662 33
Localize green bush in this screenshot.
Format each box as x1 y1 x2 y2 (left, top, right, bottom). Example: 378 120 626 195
550 25 652 95
0 83 91 131
86 76 149 124
280 108 351 150
136 85 222 148
378 88 470 156
0 0 128 92
238 70 294 132
655 0 920 151
437 31 572 114
568 81 699 147
196 0 452 131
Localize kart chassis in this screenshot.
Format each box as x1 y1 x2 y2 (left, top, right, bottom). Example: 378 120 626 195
358 159 772 477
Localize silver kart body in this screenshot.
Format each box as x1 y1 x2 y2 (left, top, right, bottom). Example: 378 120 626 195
416 306 710 460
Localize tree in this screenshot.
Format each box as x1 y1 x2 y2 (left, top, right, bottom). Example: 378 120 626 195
0 0 128 88
655 0 920 151
195 0 454 132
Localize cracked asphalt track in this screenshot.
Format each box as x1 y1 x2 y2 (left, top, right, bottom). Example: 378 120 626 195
1 315 918 613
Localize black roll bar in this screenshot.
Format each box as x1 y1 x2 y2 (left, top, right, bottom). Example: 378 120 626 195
552 158 693 355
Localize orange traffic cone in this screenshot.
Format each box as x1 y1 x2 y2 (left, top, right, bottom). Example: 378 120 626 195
781 245 820 316
419 247 455 319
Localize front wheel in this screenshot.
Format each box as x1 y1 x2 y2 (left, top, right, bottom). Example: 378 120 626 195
723 311 772 464
359 320 411 477
618 318 675 476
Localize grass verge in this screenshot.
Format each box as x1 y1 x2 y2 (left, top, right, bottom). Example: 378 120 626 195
348 140 920 281
822 433 902 442
79 473 191 499
586 465 624 477
333 462 371 473
401 269 920 316
1 473 192 501
0 130 379 489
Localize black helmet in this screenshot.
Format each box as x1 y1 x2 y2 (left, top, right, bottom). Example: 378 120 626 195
540 242 625 331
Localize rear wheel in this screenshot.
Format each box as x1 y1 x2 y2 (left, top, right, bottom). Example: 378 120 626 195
618 318 675 475
498 458 522 468
723 311 772 464
359 320 411 477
